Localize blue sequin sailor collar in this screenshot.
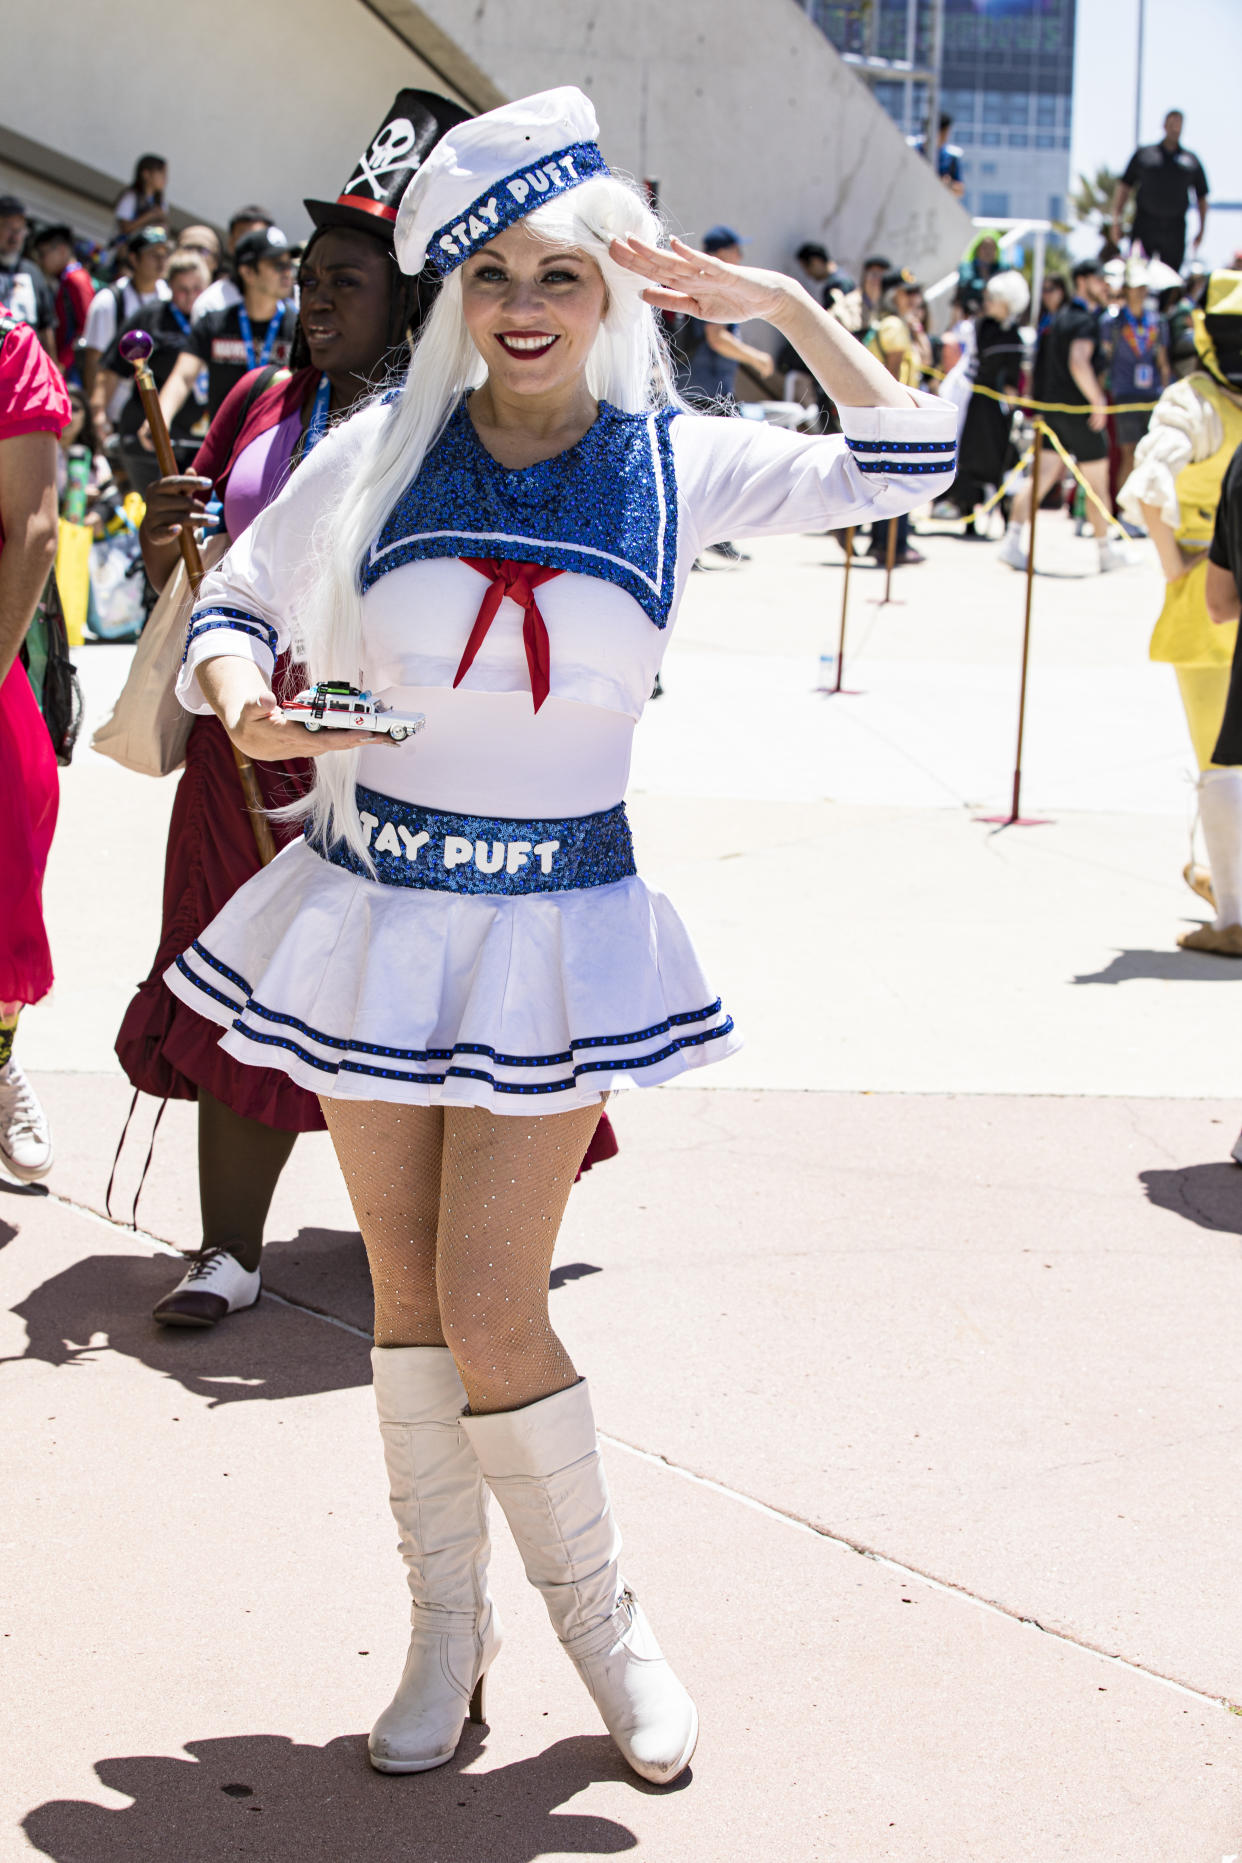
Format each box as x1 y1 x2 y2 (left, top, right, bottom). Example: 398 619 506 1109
429 142 609 275
360 395 680 629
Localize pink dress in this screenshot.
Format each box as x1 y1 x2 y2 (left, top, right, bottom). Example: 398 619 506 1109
0 315 71 1010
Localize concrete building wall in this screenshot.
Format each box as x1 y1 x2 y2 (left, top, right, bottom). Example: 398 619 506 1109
6 0 968 311
0 0 490 243
414 0 972 293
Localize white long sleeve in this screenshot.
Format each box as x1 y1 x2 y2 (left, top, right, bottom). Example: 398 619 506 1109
1118 377 1223 527
175 401 386 713
671 390 957 551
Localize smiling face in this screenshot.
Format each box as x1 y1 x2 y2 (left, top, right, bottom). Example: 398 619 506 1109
297 229 394 379
460 221 607 399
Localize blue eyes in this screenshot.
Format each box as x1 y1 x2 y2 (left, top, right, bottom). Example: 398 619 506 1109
472 268 580 285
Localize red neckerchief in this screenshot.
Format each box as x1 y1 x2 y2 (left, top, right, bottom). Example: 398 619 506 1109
457 560 565 711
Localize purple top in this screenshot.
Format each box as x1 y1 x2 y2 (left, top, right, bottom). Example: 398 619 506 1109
222 408 302 540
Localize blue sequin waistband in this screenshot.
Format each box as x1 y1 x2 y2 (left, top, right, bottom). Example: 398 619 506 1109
306 786 636 896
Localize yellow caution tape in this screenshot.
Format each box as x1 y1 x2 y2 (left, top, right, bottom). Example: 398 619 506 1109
921 363 1161 417
954 418 1129 539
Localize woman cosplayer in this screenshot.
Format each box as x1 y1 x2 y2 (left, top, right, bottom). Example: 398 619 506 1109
165 91 955 1783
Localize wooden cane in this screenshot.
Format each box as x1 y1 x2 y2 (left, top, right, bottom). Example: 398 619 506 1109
121 331 277 866
834 527 854 694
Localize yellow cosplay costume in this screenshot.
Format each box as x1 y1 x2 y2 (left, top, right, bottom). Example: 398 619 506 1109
1121 272 1242 947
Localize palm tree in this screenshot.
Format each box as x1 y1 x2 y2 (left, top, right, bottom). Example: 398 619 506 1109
1071 165 1126 238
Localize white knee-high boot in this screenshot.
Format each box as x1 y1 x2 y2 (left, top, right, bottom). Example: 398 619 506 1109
462 1379 697 1786
368 1346 501 1773
1200 769 1242 929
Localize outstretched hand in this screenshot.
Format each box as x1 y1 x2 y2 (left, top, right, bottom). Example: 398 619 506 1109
609 234 796 328
221 689 398 761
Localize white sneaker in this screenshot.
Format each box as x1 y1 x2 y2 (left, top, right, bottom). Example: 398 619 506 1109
997 526 1028 572
1098 538 1131 574
152 1246 261 1327
0 1060 53 1182
1231 1130 1242 1167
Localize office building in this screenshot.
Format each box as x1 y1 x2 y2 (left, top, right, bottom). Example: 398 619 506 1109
809 0 1076 225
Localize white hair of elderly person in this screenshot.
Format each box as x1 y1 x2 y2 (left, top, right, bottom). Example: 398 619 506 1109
939 266 1031 434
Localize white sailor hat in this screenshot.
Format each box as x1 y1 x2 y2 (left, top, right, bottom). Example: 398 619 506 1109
394 86 608 278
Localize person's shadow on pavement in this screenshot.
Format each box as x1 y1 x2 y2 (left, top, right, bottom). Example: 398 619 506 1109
1072 949 1242 985
21 1729 648 1862
1 1240 372 1405
1140 1163 1242 1234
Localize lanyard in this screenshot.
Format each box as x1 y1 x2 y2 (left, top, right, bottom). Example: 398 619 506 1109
237 300 285 371
1119 307 1156 358
302 373 333 456
166 302 210 406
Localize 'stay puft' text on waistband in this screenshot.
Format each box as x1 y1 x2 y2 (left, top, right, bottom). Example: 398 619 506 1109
359 810 560 876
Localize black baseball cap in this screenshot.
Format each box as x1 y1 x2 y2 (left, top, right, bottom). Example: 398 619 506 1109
881 266 919 292
1072 257 1106 280
234 226 293 268
0 194 27 218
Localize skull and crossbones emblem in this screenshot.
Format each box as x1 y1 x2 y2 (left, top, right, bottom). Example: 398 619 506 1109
347 118 418 199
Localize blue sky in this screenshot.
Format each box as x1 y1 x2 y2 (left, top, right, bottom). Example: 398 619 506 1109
1071 0 1241 262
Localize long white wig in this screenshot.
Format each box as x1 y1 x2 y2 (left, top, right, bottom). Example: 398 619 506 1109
292 172 680 862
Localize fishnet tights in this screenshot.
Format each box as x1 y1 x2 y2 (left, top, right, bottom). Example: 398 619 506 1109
321 1098 604 1415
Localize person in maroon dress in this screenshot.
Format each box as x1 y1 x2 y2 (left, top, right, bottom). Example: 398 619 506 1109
120 93 619 1327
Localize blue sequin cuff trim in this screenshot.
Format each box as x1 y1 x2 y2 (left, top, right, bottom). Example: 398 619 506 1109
182 607 278 666
845 437 956 454
306 784 636 895
853 459 956 475
429 141 609 274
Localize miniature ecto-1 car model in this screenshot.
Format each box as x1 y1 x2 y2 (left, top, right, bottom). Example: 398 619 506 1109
283 682 426 742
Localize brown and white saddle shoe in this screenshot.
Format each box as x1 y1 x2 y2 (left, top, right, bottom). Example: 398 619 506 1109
152 1247 261 1328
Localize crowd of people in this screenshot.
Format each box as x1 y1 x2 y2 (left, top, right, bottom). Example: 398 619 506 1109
0 80 1240 1793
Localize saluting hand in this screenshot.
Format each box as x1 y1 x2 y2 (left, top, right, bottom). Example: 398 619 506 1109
609 235 795 328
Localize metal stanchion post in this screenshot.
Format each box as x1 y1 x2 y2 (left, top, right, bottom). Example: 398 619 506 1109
977 421 1052 829
831 526 859 694
867 513 906 607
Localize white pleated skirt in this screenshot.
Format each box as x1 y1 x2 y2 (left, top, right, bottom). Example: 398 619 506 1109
164 839 739 1115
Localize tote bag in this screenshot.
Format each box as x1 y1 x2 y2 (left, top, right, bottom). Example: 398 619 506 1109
91 532 230 777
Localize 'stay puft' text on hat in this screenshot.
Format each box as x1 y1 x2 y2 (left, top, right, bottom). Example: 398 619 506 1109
395 87 609 278
304 90 472 246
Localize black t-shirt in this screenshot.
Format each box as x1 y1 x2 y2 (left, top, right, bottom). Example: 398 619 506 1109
191 301 297 418
1122 143 1209 221
1035 299 1101 406
103 299 205 442
820 267 856 310
1209 442 1242 583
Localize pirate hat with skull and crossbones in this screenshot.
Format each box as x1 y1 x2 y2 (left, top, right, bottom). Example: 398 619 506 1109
304 90 473 244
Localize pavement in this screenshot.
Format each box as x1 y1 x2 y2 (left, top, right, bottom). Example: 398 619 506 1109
5 511 1242 1861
